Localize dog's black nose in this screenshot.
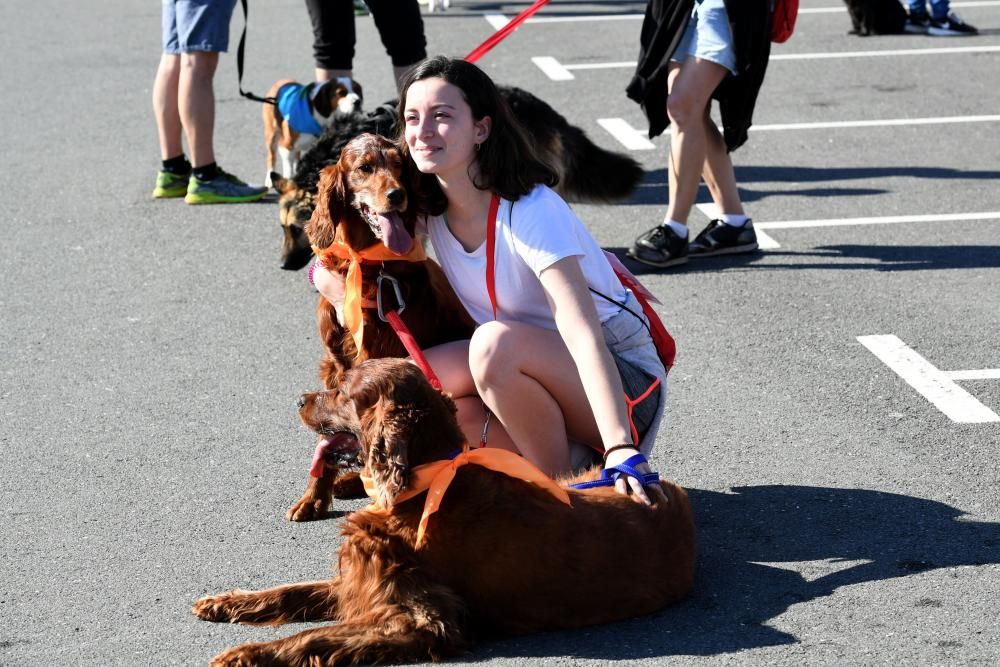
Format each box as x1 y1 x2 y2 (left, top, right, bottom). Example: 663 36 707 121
386 189 405 206
297 395 307 410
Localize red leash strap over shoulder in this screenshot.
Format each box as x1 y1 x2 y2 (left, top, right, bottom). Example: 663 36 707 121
465 0 552 63
484 193 501 319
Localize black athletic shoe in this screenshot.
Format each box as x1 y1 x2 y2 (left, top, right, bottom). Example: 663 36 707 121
905 10 931 34
928 12 978 35
628 225 689 268
689 219 758 257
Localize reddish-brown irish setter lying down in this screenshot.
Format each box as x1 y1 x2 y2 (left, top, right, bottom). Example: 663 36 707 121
194 358 697 666
288 133 474 520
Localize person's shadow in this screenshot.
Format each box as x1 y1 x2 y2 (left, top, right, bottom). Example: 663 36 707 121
628 164 1000 206
603 244 1000 275
476 485 1000 660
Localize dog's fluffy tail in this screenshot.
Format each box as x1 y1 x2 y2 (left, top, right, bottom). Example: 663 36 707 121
502 86 643 203
556 122 645 203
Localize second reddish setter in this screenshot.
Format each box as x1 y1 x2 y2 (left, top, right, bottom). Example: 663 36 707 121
287 133 474 521
194 358 696 666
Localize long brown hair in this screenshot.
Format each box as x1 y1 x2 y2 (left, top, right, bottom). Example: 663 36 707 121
397 56 558 216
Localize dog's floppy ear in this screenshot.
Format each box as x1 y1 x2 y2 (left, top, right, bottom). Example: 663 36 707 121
306 163 348 249
360 393 410 508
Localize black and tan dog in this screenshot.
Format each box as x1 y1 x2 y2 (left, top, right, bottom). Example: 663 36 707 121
274 87 646 270
843 0 907 35
262 78 363 189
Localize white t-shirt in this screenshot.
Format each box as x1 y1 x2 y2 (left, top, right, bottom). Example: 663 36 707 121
425 185 629 329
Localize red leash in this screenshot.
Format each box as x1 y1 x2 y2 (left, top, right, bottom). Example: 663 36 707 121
384 310 442 390
465 0 552 63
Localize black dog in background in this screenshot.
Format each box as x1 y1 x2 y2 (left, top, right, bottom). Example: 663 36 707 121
843 0 907 35
273 88 645 271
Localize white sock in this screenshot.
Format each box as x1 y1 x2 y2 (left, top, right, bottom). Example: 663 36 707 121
665 219 689 238
720 213 749 227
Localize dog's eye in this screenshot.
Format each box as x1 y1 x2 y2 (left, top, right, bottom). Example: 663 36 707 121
358 164 374 174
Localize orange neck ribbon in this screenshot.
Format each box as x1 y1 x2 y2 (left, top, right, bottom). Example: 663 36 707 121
313 241 427 355
362 447 572 547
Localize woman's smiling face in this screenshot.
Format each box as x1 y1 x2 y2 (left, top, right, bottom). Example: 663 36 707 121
403 77 490 180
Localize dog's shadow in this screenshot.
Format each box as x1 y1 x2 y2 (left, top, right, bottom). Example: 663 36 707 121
476 485 1000 660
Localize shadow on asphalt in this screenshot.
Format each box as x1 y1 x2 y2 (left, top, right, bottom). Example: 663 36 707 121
627 165 1000 206
474 485 1000 660
606 244 1000 275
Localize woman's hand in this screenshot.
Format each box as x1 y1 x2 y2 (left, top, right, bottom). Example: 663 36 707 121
312 261 346 305
604 446 667 506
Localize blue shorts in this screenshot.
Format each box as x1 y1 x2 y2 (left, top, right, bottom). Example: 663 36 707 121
670 0 738 76
569 291 668 471
162 0 238 54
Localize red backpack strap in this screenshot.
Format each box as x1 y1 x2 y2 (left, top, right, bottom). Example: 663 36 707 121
484 193 501 319
610 266 677 372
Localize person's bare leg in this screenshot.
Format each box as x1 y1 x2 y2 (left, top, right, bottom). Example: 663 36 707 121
700 108 744 216
178 51 219 168
392 64 418 92
468 322 603 477
315 67 352 83
419 340 520 454
663 57 729 225
153 54 183 160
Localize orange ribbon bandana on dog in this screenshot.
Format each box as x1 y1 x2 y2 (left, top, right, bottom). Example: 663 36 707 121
313 241 427 355
362 447 572 547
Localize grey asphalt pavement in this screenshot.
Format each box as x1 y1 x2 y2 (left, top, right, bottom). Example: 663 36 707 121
2 1 999 665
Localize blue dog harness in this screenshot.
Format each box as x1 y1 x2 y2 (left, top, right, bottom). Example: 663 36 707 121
276 82 324 136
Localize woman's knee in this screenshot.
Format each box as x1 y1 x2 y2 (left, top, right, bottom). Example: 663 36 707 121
468 321 516 387
666 90 705 128
181 51 219 80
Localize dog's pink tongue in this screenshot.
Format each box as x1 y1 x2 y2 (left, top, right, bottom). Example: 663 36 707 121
376 211 414 255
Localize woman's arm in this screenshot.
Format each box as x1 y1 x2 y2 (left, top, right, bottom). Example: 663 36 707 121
538 257 663 505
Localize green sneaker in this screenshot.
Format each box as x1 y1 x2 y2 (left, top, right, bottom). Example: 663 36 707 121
152 170 190 199
185 168 267 204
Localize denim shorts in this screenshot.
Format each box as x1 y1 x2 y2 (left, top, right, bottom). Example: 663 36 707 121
670 0 738 76
162 0 238 53
569 291 669 471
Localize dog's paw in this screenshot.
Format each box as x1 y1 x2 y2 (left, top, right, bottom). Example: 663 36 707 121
331 470 366 499
210 643 271 667
192 592 244 623
286 492 330 522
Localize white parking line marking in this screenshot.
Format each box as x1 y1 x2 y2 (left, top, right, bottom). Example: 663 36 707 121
531 56 574 81
771 45 1000 60
483 2 1000 24
751 115 1000 131
946 369 1000 380
535 45 1000 78
858 335 1000 423
757 211 1000 230
596 118 655 150
484 13 509 30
